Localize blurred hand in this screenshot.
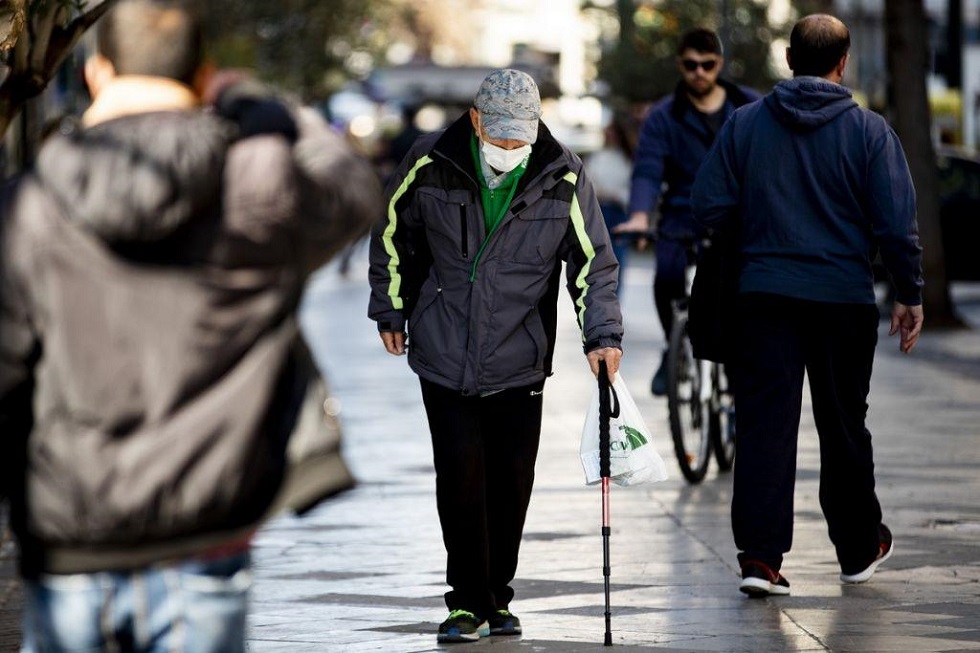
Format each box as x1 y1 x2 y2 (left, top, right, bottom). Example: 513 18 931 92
613 211 650 234
613 211 651 251
380 331 406 356
204 70 297 141
889 302 923 354
200 67 251 106
587 347 622 382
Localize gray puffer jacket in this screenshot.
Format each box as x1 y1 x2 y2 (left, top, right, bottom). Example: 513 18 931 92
0 99 382 575
368 113 622 396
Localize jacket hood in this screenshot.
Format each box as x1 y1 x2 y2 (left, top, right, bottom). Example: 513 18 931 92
35 111 235 245
764 77 858 131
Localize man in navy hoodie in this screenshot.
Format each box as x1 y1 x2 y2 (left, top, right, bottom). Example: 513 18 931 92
692 14 924 597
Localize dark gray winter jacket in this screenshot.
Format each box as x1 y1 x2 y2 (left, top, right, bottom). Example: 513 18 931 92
368 113 623 396
0 100 382 575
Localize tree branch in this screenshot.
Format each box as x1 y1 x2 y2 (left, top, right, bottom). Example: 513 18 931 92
1 0 119 141
11 3 30 74
75 0 118 32
0 1 28 52
28 2 63 73
43 0 118 75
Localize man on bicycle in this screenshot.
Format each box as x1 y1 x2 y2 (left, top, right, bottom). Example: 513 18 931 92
616 28 759 395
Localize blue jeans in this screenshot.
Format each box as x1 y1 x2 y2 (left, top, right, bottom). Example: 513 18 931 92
653 237 691 339
21 551 251 653
598 201 629 295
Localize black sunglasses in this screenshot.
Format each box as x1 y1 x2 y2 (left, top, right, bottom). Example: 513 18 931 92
681 59 719 72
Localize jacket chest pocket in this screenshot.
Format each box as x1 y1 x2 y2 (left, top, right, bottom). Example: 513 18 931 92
505 201 568 264
416 187 477 260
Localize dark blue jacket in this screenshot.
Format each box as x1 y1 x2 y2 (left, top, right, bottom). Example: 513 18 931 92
628 79 761 239
691 77 923 306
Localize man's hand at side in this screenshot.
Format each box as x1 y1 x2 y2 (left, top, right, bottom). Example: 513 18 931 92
380 331 406 356
889 302 924 354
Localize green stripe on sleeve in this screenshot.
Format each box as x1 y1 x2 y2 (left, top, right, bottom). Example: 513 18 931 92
564 171 596 341
382 155 433 310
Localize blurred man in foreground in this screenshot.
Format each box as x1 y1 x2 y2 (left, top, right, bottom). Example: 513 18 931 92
0 0 381 649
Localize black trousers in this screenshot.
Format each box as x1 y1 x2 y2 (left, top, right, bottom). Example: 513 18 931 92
419 378 544 618
654 238 690 339
731 293 883 574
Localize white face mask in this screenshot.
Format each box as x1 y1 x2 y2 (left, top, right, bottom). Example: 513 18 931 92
481 140 531 173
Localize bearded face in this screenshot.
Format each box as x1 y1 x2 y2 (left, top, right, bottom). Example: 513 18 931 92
677 49 723 98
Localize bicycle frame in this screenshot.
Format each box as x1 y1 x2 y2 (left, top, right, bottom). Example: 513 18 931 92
665 238 736 483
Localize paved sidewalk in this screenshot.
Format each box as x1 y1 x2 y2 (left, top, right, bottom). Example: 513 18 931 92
0 512 20 652
247 251 980 652
1 252 977 652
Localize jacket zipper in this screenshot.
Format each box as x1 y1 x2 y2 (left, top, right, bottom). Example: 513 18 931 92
459 204 468 258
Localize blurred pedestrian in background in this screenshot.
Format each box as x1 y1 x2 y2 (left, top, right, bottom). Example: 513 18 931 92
583 111 637 295
368 68 623 643
385 102 427 178
617 27 760 395
0 0 381 650
692 13 923 597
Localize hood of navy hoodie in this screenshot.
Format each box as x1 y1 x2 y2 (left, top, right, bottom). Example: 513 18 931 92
764 77 858 131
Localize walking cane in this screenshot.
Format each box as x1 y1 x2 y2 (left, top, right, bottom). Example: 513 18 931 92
598 360 617 646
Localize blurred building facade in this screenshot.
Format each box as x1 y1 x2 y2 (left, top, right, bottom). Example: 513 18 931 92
367 0 608 153
834 0 980 151
372 0 980 153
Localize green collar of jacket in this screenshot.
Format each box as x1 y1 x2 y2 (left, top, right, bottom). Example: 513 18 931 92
468 135 529 280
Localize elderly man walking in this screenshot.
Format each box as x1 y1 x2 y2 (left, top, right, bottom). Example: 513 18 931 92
369 69 623 642
692 14 924 596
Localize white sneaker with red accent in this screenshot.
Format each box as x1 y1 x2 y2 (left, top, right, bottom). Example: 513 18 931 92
841 524 894 584
739 560 791 597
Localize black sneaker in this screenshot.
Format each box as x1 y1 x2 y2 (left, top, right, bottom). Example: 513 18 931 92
739 560 790 597
437 609 489 643
488 609 522 636
651 351 669 396
840 523 894 584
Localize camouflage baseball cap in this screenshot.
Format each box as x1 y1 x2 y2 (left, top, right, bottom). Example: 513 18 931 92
474 69 541 144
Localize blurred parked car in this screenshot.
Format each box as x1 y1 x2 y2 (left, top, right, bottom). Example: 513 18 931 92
937 147 980 281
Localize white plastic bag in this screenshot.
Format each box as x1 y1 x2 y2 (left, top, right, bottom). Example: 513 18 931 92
580 373 669 487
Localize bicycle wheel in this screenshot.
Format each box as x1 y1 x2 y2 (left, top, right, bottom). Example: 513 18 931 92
667 314 711 483
710 364 736 472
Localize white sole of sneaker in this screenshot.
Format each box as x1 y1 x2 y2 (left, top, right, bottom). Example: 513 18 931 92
438 634 480 643
840 541 895 584
437 621 490 643
490 625 522 636
739 576 790 596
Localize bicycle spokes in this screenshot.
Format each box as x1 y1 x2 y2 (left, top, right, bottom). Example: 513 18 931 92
667 316 737 483
667 316 712 483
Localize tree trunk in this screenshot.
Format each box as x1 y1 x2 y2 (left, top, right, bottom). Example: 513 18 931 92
945 0 962 88
0 101 13 143
0 0 118 144
884 0 964 328
0 92 24 178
